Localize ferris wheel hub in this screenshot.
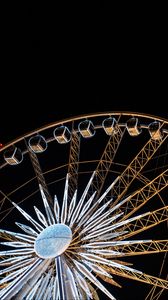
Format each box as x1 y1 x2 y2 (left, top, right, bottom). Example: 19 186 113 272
34 223 72 258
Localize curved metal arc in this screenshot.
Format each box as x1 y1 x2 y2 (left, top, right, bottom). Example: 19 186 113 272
1 111 167 153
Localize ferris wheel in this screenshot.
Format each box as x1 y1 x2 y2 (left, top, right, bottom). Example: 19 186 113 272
0 111 168 300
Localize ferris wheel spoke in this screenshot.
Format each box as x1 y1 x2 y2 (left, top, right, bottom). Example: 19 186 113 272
81 211 122 235
34 270 52 300
105 265 168 290
39 184 55 225
27 145 53 205
69 171 95 226
0 228 35 243
15 259 52 300
77 252 143 275
80 212 123 239
77 178 119 228
112 239 168 256
110 130 168 208
0 258 44 300
116 168 168 221
97 273 122 288
67 126 81 200
77 191 97 221
61 174 69 224
0 255 32 267
12 201 44 232
55 256 67 300
61 256 81 300
72 258 117 300
33 206 49 227
118 206 168 240
25 278 42 300
81 210 152 241
46 277 54 300
87 282 100 300
84 259 122 288
86 125 125 201
73 268 93 299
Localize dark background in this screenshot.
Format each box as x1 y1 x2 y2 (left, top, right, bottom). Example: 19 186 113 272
0 4 167 300
0 3 167 144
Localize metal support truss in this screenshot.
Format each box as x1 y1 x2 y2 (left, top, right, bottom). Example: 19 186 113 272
105 266 168 290
87 125 125 200
119 206 168 240
27 146 53 205
145 274 168 300
112 240 168 256
68 125 81 200
117 168 168 220
110 130 168 206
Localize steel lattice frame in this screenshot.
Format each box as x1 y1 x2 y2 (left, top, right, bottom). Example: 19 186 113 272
0 111 168 300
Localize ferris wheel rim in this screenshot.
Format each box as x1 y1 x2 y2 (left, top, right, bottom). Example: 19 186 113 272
1 111 168 153
0 110 168 300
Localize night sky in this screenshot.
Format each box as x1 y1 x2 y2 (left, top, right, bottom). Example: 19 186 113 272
0 4 167 300
1 4 167 142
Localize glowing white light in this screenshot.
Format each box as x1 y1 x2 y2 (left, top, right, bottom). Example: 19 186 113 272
0 172 167 300
34 224 72 258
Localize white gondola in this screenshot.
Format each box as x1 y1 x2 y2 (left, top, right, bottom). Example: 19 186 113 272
4 146 23 165
148 121 163 140
126 117 142 136
53 126 71 144
78 120 95 138
28 135 47 153
102 117 119 135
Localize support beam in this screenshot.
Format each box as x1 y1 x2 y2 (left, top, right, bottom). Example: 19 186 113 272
87 125 125 201
116 169 168 221
27 146 53 205
68 126 81 201
118 206 168 240
112 240 168 256
105 266 168 290
110 129 168 207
